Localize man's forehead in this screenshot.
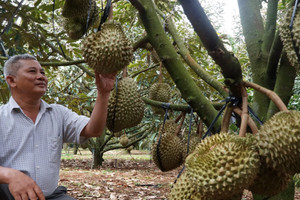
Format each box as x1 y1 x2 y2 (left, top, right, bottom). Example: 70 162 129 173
19 59 42 68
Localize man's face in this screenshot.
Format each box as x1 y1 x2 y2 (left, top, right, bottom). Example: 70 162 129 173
12 59 48 97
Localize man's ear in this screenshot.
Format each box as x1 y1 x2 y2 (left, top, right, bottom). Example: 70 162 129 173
6 75 16 88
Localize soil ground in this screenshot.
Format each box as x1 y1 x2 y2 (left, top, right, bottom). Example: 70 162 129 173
59 149 300 200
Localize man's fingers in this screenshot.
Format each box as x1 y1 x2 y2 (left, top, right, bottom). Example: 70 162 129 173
20 192 29 200
27 189 38 200
34 186 45 200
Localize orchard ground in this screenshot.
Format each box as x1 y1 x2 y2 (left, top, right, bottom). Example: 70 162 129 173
59 148 300 200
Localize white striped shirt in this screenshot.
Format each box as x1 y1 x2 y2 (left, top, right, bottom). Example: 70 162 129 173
0 97 89 196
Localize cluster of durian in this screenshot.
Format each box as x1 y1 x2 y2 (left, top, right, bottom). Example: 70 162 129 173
279 6 300 73
168 110 300 199
106 77 145 133
151 120 185 171
82 21 133 74
169 133 261 200
149 83 172 114
62 0 99 40
249 110 300 196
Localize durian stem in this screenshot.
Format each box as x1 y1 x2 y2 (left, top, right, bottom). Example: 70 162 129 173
239 86 249 137
175 112 186 136
196 119 204 138
175 112 185 123
108 2 113 21
123 66 128 78
221 104 234 133
243 81 288 111
233 107 259 134
158 62 163 83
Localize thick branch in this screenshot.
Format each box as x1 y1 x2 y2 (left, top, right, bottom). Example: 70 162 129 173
130 0 221 132
178 0 243 97
266 31 283 79
238 0 264 62
262 0 279 54
142 97 224 112
266 52 296 119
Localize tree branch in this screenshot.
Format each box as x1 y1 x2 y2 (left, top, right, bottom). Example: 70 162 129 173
266 31 283 79
129 0 222 132
35 28 95 77
262 0 279 54
178 0 243 97
162 14 228 98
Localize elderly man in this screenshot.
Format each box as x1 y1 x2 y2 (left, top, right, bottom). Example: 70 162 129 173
0 54 116 200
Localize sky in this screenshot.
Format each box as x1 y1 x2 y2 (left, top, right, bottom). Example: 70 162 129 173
222 0 240 35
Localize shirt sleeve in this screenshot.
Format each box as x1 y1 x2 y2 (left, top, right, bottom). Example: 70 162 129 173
58 105 90 144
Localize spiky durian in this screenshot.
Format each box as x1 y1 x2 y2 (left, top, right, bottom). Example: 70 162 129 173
254 110 300 175
248 158 292 196
151 120 184 171
62 0 97 19
106 77 145 132
168 171 204 200
149 83 172 114
63 1 99 40
185 133 260 200
82 21 133 74
279 6 300 72
182 135 202 160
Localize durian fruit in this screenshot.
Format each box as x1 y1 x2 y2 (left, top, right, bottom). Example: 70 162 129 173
279 6 300 72
185 133 260 200
62 1 99 40
254 110 300 175
182 135 202 160
151 120 185 171
149 83 172 114
62 0 96 19
168 171 204 200
106 77 145 132
82 21 133 74
248 158 292 196
119 135 129 147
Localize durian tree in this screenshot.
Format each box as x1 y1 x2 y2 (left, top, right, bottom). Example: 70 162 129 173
0 0 300 199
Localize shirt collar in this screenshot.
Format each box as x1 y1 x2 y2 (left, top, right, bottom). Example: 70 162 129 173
8 96 52 112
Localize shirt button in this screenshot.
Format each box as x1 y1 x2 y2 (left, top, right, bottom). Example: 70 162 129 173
36 166 40 169
35 145 39 148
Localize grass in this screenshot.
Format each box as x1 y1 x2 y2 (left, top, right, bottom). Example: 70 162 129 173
61 148 151 161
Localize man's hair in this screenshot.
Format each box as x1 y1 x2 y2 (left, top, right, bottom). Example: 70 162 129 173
3 54 37 78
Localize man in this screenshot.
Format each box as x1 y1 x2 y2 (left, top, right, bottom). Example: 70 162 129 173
0 54 116 200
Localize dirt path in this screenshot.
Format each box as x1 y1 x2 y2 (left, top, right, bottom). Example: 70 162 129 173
59 150 300 200
60 159 179 199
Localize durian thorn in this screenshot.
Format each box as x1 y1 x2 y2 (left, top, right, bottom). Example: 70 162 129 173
175 112 186 136
233 107 258 134
221 104 234 133
239 86 248 137
243 81 288 111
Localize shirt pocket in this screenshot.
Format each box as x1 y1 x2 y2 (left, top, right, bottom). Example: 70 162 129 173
48 136 62 163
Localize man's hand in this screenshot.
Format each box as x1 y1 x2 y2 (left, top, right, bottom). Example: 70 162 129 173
7 169 45 200
95 71 117 94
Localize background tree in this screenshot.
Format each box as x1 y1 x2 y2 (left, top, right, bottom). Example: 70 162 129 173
0 0 299 199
